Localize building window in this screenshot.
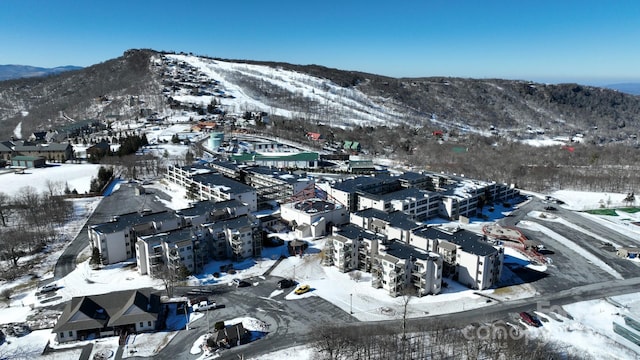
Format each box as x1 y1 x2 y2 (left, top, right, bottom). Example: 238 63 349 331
60 332 64 338
69 331 73 337
148 321 152 326
140 322 144 327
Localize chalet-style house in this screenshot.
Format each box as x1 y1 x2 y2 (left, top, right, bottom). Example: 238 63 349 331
52 289 161 343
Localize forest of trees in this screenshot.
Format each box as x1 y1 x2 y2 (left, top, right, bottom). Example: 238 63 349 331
0 184 73 281
262 116 640 194
310 321 587 360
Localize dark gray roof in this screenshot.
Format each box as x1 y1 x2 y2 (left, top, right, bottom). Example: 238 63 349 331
354 208 422 231
332 175 391 192
413 227 497 256
398 171 431 181
141 227 196 246
192 173 255 194
14 142 72 152
0 141 14 152
384 240 438 261
211 215 258 229
375 187 433 202
177 199 245 217
53 289 160 333
336 224 385 242
91 210 178 234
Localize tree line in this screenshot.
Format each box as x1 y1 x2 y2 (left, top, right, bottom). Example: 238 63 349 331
310 321 586 360
0 185 73 281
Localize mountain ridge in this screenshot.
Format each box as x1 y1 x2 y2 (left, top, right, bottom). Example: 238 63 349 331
1 49 640 145
0 64 83 81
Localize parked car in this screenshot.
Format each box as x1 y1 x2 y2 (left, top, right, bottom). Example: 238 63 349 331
294 284 311 295
519 312 541 327
277 279 296 289
39 283 57 293
544 206 557 211
193 300 216 312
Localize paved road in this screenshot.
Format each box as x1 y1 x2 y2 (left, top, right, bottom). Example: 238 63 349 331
499 197 640 294
54 182 170 279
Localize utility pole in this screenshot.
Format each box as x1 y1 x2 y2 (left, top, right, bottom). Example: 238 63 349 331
350 293 353 314
185 300 189 330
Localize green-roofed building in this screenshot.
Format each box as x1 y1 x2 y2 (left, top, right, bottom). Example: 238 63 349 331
343 140 361 152
11 155 46 168
231 152 319 168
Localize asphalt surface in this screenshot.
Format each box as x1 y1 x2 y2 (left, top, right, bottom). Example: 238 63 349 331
54 181 170 279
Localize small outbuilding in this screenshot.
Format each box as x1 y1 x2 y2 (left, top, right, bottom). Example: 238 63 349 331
11 155 46 168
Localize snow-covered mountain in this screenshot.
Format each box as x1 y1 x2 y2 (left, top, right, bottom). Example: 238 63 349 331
162 54 411 128
2 48 640 144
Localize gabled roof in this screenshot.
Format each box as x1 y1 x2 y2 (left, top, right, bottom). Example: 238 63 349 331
53 289 160 333
412 226 498 256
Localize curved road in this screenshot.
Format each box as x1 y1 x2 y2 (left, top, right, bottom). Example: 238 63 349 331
54 183 170 279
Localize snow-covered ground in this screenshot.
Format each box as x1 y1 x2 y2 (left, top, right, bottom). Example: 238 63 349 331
165 54 405 128
0 163 101 195
2 154 640 359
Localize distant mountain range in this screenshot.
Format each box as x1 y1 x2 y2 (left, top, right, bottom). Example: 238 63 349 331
0 64 82 81
604 83 640 96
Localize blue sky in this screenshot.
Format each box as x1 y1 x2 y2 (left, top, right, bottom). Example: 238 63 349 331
1 0 639 85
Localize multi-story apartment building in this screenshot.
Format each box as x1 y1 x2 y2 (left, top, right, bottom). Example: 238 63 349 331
371 240 442 297
165 164 258 211
350 208 421 243
324 224 442 297
200 215 262 261
135 214 262 276
411 226 503 290
241 166 315 203
88 211 184 265
136 228 204 276
435 175 519 220
320 175 394 212
176 199 249 227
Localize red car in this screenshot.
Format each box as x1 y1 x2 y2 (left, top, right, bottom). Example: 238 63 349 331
519 312 541 327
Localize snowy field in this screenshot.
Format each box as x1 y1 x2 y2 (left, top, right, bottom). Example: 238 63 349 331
0 163 101 195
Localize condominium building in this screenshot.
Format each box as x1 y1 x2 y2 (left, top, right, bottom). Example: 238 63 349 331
135 214 262 276
241 166 315 203
177 200 249 227
411 226 503 290
165 164 258 211
372 240 442 297
350 208 422 243
200 215 262 261
88 211 184 265
324 224 442 297
136 228 205 276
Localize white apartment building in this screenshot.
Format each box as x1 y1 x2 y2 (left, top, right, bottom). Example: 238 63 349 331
324 224 442 297
411 226 503 290
136 228 204 276
165 165 258 211
350 208 421 243
89 211 184 265
200 215 262 261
